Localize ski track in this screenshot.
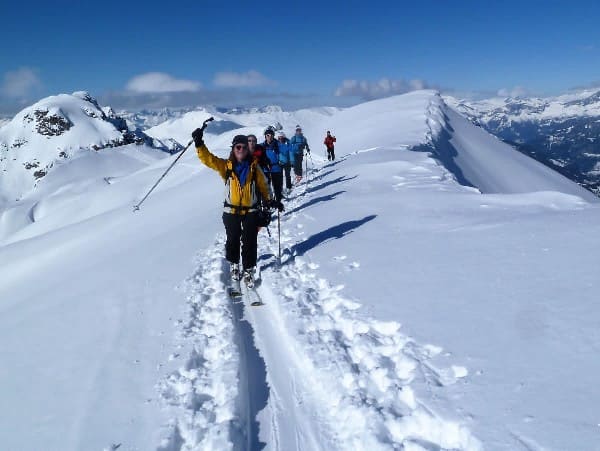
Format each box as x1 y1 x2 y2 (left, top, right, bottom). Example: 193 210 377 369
158 159 481 450
157 245 242 451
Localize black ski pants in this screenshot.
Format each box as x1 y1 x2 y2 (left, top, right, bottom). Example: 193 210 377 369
269 171 283 201
294 154 303 178
327 146 335 161
283 164 293 190
223 212 259 269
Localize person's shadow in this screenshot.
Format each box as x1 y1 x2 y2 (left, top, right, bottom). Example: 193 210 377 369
290 215 376 257
285 191 346 216
262 215 377 271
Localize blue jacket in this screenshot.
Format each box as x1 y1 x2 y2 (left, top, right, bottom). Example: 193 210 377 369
277 139 296 166
290 134 309 155
261 140 281 173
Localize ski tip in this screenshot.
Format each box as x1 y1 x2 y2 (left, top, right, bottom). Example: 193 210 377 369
250 301 264 307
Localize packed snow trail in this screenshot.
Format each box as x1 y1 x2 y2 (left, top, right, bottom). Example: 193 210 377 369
162 158 480 450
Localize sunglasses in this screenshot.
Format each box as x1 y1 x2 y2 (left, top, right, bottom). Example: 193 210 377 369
248 138 257 142
234 144 248 150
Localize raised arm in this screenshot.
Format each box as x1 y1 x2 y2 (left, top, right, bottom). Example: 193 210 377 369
196 144 228 180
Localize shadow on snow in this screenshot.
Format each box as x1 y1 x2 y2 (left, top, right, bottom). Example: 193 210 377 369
291 214 377 257
306 175 358 195
261 215 377 271
225 262 269 451
285 191 346 216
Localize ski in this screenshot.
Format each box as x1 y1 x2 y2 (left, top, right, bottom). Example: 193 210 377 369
242 283 265 307
229 279 242 298
229 288 243 299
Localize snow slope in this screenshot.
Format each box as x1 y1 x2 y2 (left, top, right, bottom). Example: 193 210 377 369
430 97 599 200
1 91 599 450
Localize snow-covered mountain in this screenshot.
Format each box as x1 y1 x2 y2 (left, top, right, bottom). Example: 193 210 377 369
1 91 599 450
0 91 169 207
446 89 600 195
140 104 341 150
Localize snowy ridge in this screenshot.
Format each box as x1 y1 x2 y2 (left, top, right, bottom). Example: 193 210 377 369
445 90 600 196
161 159 482 450
425 94 598 201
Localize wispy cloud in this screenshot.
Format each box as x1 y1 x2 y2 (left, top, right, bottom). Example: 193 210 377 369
126 72 202 93
1 67 42 98
579 44 596 52
496 86 529 98
100 88 316 111
213 70 276 88
334 77 434 100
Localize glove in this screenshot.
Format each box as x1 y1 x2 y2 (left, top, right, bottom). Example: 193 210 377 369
269 199 284 212
192 128 204 147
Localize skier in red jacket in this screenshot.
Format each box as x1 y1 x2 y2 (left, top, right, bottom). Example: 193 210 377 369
324 130 336 161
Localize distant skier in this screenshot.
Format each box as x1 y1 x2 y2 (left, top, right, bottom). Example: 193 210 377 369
324 130 336 161
276 131 296 194
192 128 283 287
261 127 284 202
290 125 310 182
248 134 269 174
248 133 270 214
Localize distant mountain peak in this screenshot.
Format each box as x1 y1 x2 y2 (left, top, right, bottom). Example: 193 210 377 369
0 92 166 205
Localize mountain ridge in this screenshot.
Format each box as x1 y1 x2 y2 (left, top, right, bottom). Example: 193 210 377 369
445 89 600 195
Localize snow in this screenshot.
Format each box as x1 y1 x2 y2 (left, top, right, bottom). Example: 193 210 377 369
1 90 599 450
0 91 165 208
438 105 598 199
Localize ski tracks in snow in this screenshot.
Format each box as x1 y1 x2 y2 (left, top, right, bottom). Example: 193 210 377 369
158 161 481 450
157 244 243 450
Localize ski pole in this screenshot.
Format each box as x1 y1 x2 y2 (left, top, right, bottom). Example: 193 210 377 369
133 117 214 211
277 209 281 266
305 152 309 185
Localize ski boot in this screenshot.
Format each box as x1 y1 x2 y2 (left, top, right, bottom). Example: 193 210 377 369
231 263 241 281
242 268 255 288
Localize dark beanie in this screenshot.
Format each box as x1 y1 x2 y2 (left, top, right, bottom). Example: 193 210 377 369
231 135 248 146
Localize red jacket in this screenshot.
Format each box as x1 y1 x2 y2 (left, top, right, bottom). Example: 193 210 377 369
324 135 336 149
253 144 270 171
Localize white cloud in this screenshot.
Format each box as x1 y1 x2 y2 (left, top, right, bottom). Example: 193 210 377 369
1 67 42 98
334 77 432 100
213 70 275 88
126 72 202 93
496 86 529 98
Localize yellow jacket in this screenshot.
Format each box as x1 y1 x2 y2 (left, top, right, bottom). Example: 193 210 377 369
197 144 271 214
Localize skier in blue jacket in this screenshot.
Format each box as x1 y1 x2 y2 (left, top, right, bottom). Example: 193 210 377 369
277 131 296 192
289 125 310 182
261 127 283 201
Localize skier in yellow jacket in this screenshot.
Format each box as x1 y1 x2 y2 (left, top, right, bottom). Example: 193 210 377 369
192 127 283 287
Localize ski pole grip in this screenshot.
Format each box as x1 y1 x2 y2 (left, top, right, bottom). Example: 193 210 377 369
201 117 215 131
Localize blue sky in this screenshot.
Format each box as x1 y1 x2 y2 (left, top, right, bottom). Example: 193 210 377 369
1 0 600 113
